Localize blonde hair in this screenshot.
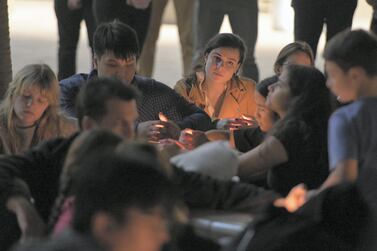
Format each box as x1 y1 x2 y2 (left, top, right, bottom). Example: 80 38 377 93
0 64 66 154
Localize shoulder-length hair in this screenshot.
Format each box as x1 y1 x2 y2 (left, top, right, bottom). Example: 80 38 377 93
0 64 63 154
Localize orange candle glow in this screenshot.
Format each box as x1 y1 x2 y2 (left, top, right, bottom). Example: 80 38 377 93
242 114 253 121
184 128 193 135
158 112 168 122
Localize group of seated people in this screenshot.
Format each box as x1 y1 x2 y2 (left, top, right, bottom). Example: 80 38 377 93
0 20 376 251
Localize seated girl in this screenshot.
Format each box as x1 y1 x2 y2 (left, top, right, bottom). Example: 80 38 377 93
0 64 77 154
232 41 313 152
238 64 331 196
174 33 257 129
189 41 313 152
268 40 314 81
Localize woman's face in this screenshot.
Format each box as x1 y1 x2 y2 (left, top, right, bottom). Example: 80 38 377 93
254 91 275 132
204 47 240 84
277 51 312 75
13 84 49 127
266 70 291 116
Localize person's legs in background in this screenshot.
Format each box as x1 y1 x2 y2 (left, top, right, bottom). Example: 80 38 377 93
325 0 357 42
138 0 167 77
123 4 152 51
55 0 84 80
227 0 259 82
292 0 325 58
192 0 225 68
82 0 96 68
174 0 194 76
92 0 151 52
139 0 194 77
371 10 377 34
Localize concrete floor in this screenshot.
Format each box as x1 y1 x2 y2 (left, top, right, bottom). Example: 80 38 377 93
8 0 373 87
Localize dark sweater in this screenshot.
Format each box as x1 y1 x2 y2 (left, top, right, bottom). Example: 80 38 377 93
59 71 213 131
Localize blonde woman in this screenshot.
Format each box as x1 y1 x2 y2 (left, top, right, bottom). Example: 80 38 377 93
0 64 78 154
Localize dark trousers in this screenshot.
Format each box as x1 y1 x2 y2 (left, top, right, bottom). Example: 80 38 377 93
193 0 259 82
372 18 377 34
292 0 357 58
54 0 96 80
371 10 377 34
92 0 151 51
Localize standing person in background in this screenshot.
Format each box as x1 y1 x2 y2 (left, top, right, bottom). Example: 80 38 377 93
138 0 194 77
192 0 259 82
0 0 12 98
92 0 152 53
367 0 377 34
55 0 96 80
0 64 77 154
291 0 357 58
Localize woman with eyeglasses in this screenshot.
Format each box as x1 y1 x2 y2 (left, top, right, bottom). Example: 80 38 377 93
174 33 257 129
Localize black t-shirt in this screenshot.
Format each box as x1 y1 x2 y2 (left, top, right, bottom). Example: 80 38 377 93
234 127 265 153
268 120 329 196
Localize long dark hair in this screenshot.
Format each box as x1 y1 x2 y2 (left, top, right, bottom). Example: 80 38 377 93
271 65 331 139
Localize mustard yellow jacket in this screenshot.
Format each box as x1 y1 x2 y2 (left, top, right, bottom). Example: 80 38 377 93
174 72 257 120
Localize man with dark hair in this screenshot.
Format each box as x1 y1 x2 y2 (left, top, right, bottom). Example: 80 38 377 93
75 77 139 139
14 152 176 251
60 21 212 141
319 29 377 206
72 154 174 251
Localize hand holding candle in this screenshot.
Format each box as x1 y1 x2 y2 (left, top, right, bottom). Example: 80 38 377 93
179 129 208 150
216 115 258 130
154 112 181 140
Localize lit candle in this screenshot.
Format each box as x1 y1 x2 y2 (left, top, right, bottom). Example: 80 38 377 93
184 128 193 135
242 114 253 121
158 112 168 122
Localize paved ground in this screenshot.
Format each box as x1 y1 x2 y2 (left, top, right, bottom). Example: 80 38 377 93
8 0 372 87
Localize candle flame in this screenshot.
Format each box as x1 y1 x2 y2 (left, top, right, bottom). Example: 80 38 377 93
184 129 193 135
242 114 253 121
159 112 168 122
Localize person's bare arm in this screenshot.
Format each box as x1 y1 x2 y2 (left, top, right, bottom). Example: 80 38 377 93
319 159 358 191
238 136 288 179
275 159 358 213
